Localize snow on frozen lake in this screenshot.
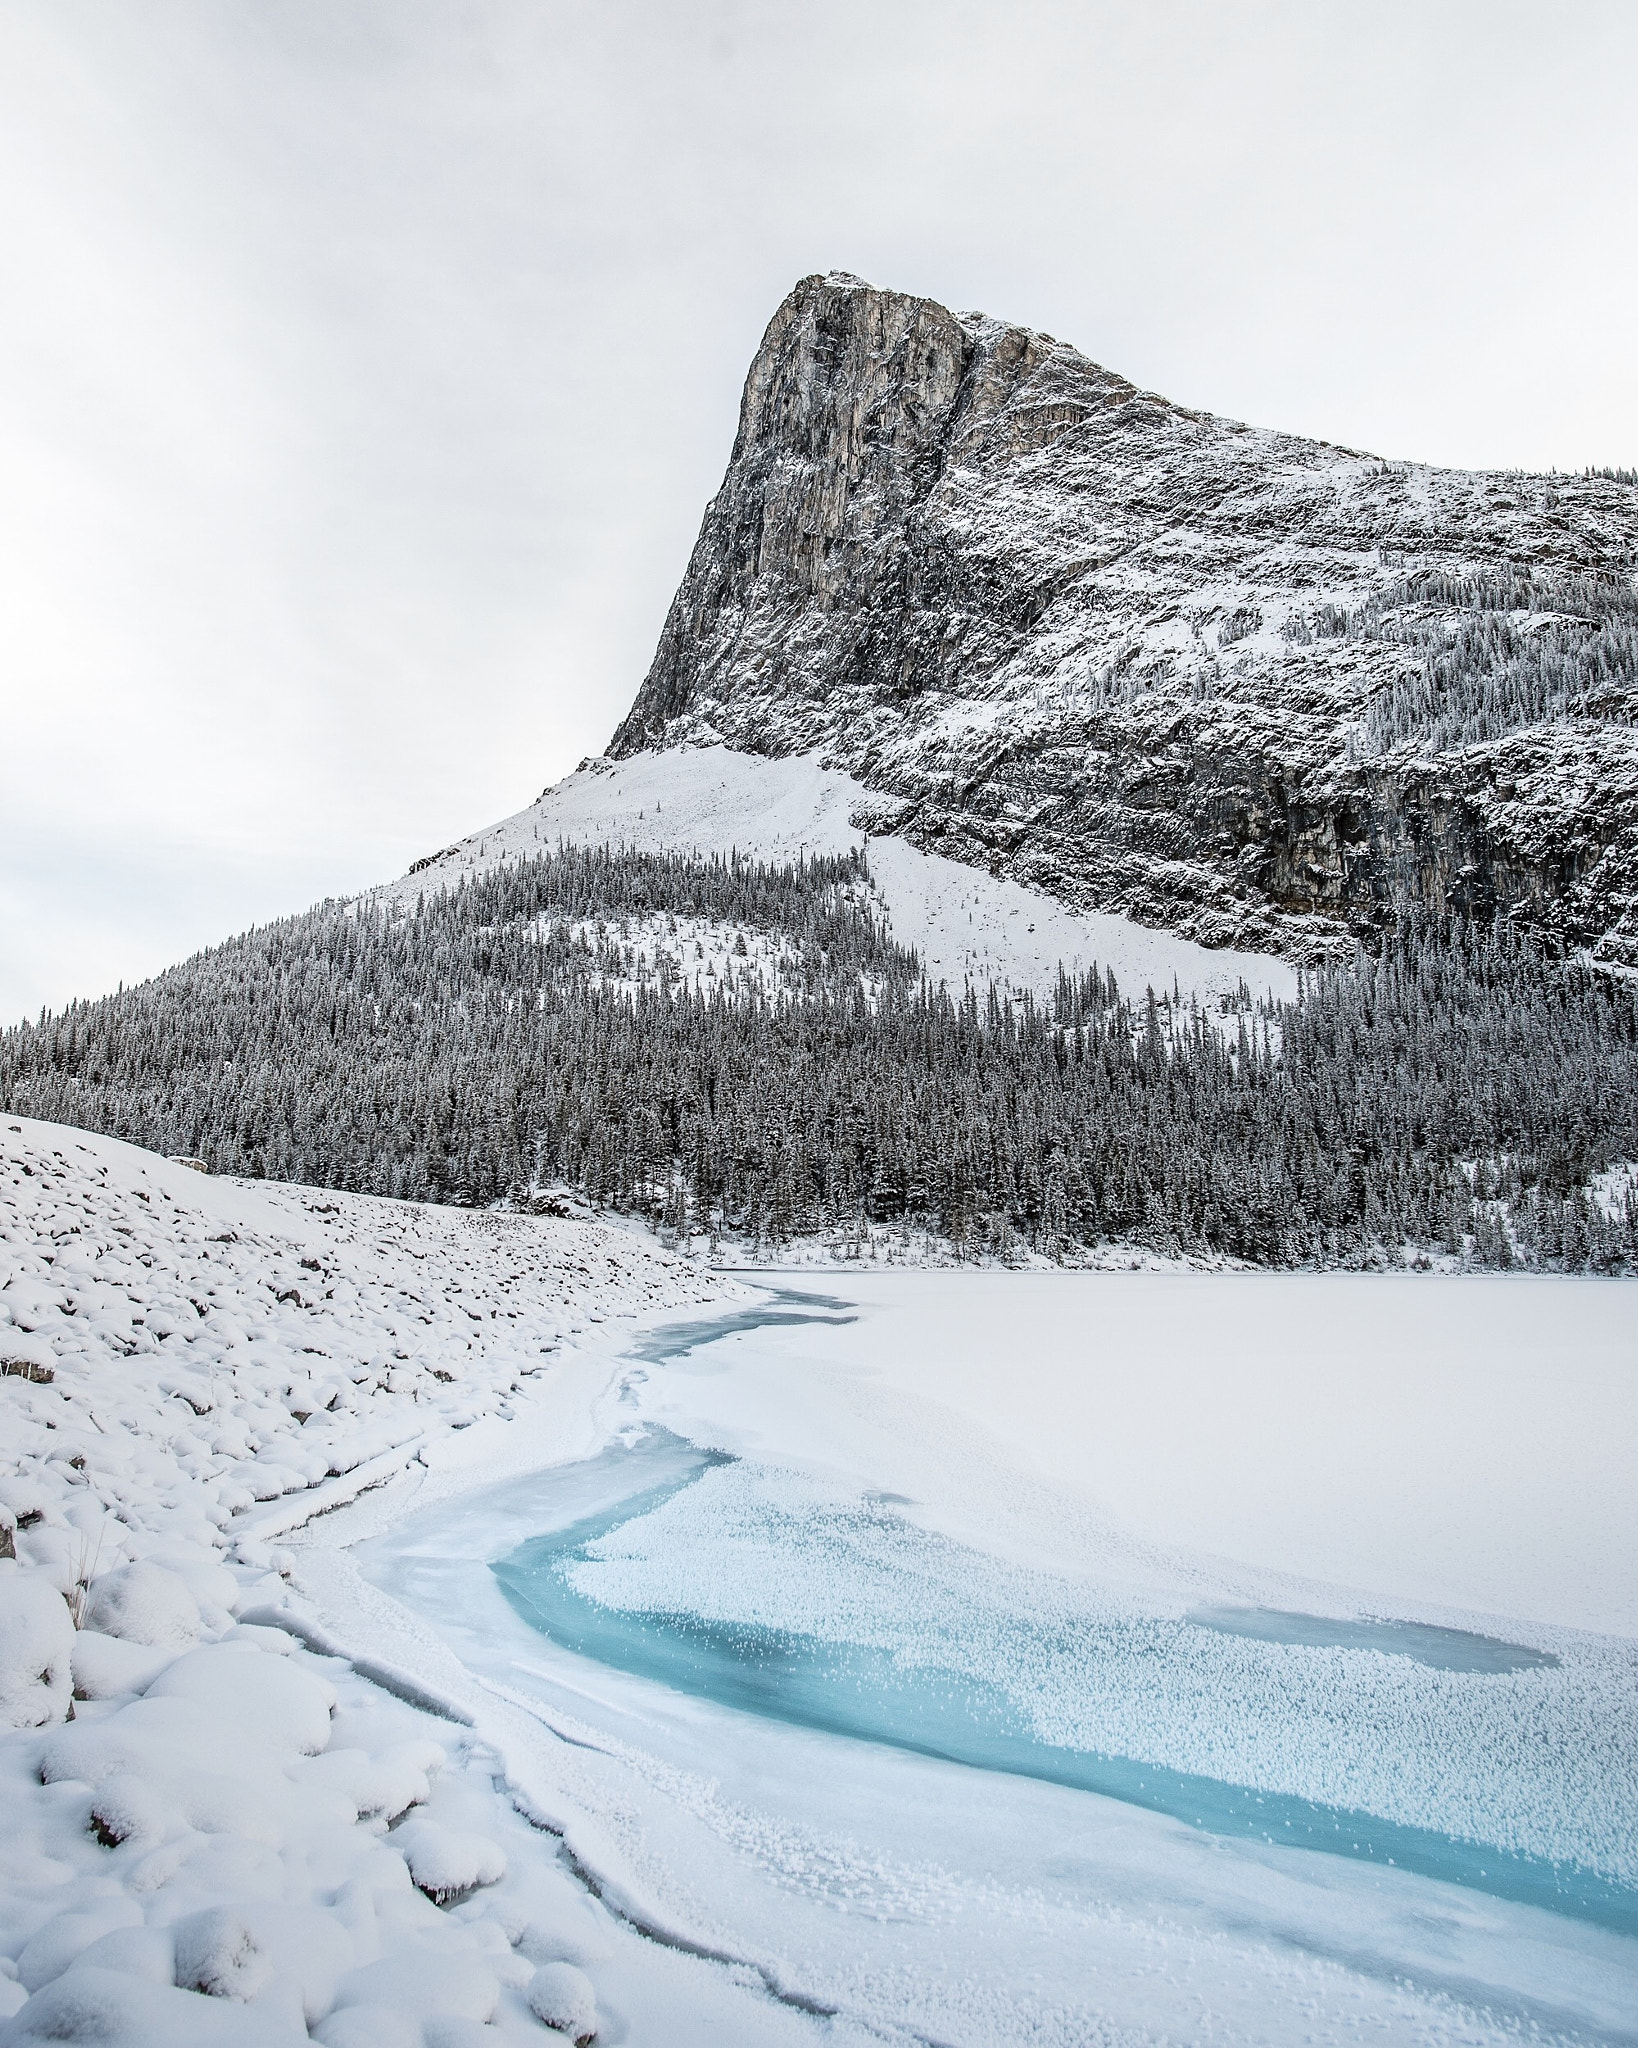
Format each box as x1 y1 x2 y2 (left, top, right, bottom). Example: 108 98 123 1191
335 1271 1638 2048
717 1272 1638 1634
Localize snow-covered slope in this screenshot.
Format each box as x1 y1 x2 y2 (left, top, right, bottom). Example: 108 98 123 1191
0 1116 778 2046
603 273 1638 966
390 746 1299 1009
0 1119 728 1553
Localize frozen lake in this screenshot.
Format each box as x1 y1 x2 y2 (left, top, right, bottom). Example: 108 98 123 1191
355 1273 1638 2047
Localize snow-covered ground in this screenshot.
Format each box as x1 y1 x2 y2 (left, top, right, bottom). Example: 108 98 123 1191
1590 1160 1638 1221
0 1116 803 2047
385 746 1299 1010
0 1119 731 1555
6 1120 1637 2046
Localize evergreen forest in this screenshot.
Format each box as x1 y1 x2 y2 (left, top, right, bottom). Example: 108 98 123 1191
3 845 1636 1271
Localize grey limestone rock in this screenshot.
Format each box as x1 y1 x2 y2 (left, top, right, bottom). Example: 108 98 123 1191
611 272 1638 964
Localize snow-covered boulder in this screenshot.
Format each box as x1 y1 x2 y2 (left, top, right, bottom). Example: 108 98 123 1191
9 1526 80 1600
14 1900 144 1995
82 1561 201 1650
311 2008 422 2048
390 1814 507 1904
527 1960 599 2042
171 1907 274 2002
0 1572 73 1727
0 1478 56 1527
69 1630 179 1702
137 1548 239 1628
422 2023 499 2048
38 1689 349 1853
172 1904 350 2026
306 1738 439 1823
85 1771 173 1851
0 1966 297 2047
0 1334 54 1383
326 1949 502 2024
60 1925 175 1989
143 1644 335 1753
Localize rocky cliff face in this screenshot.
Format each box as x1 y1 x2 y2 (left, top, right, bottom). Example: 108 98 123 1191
611 273 1638 963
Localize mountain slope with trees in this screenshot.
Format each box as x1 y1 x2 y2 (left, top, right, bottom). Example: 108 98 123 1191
10 276 1638 1272
5 847 1635 1270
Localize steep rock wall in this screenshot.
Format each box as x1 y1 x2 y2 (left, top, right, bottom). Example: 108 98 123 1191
612 273 1638 963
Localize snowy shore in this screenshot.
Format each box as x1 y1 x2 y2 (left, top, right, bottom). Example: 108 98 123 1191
0 1115 771 2046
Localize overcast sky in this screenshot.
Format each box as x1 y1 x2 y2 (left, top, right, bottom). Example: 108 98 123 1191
4 0 1636 1023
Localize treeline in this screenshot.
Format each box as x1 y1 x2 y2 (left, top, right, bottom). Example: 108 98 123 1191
3 846 1636 1270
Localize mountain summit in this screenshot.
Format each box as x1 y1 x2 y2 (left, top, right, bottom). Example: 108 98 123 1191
612 272 1638 963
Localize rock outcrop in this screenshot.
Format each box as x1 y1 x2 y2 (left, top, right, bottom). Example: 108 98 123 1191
612 273 1638 962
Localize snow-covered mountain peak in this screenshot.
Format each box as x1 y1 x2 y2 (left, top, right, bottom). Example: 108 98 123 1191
600 273 1638 966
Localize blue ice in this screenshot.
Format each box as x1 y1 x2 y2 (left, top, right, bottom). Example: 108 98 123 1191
493 1430 1636 1936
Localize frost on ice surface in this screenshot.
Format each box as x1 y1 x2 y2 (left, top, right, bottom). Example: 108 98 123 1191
371 1273 1638 2046
530 1452 1638 1889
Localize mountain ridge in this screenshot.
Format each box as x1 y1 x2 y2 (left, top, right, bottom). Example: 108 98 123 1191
610 272 1638 964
